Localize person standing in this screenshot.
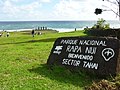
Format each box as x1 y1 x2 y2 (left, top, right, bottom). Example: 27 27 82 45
7 32 10 37
31 30 35 37
0 33 2 37
75 28 77 31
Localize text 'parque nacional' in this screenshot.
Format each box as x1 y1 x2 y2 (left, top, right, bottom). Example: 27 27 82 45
47 37 119 76
60 39 106 46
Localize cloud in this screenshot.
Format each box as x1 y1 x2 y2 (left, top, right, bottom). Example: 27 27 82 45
38 0 50 3
52 0 96 20
0 0 49 20
53 0 79 18
52 0 118 20
0 0 118 20
2 0 18 15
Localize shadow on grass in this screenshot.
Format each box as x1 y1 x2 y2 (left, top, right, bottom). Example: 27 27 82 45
28 64 94 88
0 38 57 45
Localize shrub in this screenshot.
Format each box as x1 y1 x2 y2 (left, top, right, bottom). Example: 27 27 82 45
84 18 120 38
91 18 110 30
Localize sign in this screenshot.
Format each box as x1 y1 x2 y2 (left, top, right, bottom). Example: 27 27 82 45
47 37 120 76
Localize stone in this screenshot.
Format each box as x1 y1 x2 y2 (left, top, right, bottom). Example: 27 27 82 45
47 37 120 76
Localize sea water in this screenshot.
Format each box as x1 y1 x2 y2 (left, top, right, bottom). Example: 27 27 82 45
0 21 119 32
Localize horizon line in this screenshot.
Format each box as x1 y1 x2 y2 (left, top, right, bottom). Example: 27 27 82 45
0 20 119 22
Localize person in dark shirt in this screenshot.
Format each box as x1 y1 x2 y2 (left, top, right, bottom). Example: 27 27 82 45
31 30 35 37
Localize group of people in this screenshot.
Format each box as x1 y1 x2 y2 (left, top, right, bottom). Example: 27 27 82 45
31 29 42 37
0 32 10 37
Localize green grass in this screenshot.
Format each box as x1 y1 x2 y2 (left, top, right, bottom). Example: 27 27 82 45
0 30 94 90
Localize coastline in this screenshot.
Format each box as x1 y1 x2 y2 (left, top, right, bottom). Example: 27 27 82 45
0 21 119 33
0 21 96 33
0 27 84 33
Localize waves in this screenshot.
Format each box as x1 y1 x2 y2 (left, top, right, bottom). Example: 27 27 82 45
0 21 119 32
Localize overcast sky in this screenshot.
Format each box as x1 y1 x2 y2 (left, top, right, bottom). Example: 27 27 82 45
0 0 119 21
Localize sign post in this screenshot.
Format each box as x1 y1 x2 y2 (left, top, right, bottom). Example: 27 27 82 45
47 37 120 76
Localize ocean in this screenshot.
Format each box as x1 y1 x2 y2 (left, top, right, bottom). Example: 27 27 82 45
0 21 120 32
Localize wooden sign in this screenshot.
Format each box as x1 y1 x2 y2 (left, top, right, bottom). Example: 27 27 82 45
47 37 120 76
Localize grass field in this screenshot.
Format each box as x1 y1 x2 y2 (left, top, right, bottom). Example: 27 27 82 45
0 30 98 90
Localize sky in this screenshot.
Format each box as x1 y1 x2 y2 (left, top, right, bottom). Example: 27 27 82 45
0 0 119 21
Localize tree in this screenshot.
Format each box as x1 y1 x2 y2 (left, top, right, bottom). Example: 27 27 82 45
95 0 120 20
92 18 110 30
95 8 103 15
